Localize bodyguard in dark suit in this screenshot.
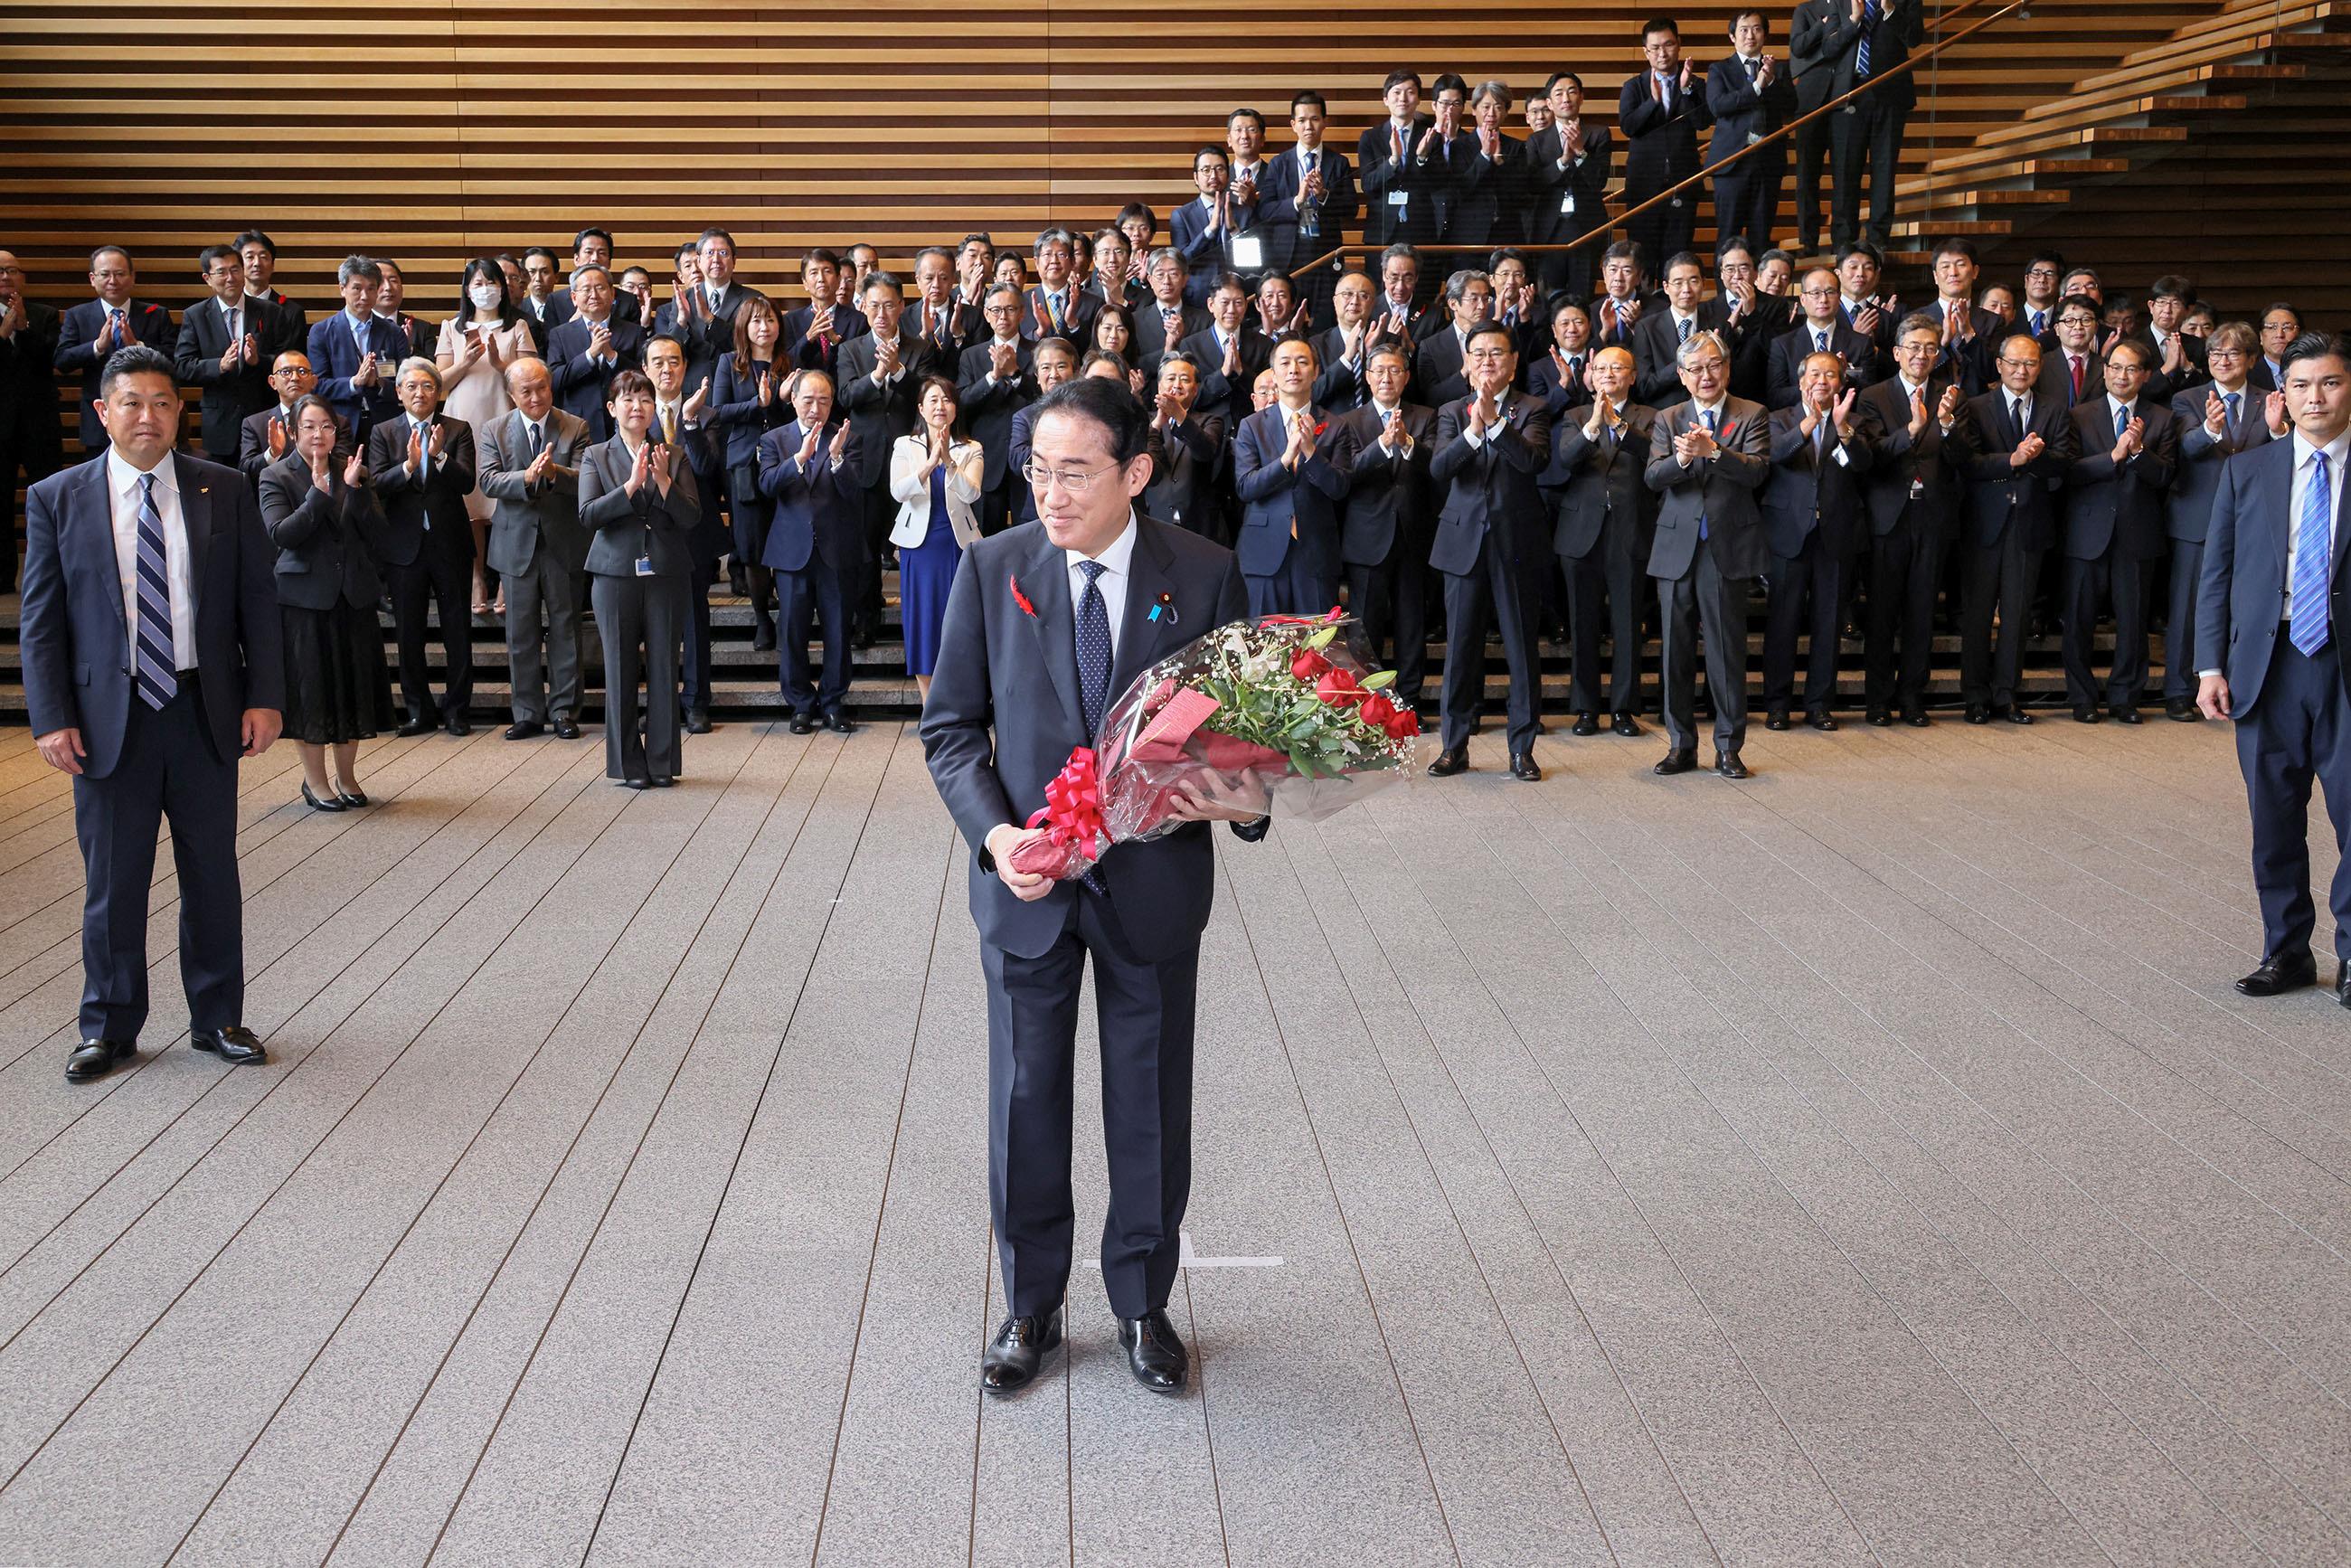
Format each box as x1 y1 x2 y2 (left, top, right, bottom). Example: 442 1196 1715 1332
365 361 478 735
1543 346 1657 732
2164 327 2277 720
1645 330 1772 774
1706 14 1796 253
1336 346 1437 704
1428 324 1553 779
756 371 864 732
1523 75 1614 298
1789 0 1856 249
1619 22 1714 274
55 247 175 451
2061 339 2178 720
478 360 594 739
174 245 278 462
920 377 1270 1396
545 267 645 441
1232 335 1350 615
2195 333 2351 999
1855 316 1967 724
1758 355 1869 728
20 345 283 1082
0 252 65 594
306 256 405 439
1829 0 1926 248
1956 337 2075 723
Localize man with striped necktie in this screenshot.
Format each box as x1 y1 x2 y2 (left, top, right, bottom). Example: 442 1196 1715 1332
2196 333 2351 1004
21 345 285 1083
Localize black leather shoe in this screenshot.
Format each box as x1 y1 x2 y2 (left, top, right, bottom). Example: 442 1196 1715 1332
823 713 854 734
1427 745 1468 777
2337 960 2351 1008
2001 705 2035 726
445 714 471 737
1765 706 1790 732
553 716 582 740
1808 711 1838 732
336 788 369 808
1903 710 1931 728
1965 704 1990 725
1866 707 1892 727
685 707 713 734
788 711 816 735
2167 698 2198 722
1509 751 1542 781
190 1025 266 1065
650 776 675 788
2236 955 2317 997
1653 750 1698 776
2072 705 2101 724
981 1309 1062 1394
751 616 777 652
618 777 650 790
1570 711 1599 737
1714 750 1750 779
397 714 437 737
2110 704 2142 725
1117 1308 1189 1393
1611 712 1641 737
65 1038 136 1083
504 720 543 741
300 782 345 813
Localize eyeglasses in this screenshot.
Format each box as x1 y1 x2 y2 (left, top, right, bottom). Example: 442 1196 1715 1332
1023 459 1118 493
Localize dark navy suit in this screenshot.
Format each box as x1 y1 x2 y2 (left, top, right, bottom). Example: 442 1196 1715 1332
1956 389 2074 712
55 299 175 449
1232 402 1350 615
756 417 864 719
1544 401 1660 717
305 309 406 439
20 450 285 1039
1759 405 1872 715
1430 392 1554 756
1705 53 1795 251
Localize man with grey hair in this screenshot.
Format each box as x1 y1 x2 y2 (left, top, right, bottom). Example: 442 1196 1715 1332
1414 268 1495 407
306 254 403 437
367 356 479 735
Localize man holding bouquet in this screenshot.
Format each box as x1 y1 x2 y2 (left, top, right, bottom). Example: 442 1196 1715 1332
921 377 1271 1397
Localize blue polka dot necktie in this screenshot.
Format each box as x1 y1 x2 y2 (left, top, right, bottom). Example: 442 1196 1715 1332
1073 559 1113 892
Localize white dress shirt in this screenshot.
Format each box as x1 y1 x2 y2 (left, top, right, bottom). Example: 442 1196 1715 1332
1065 512 1138 658
106 449 197 675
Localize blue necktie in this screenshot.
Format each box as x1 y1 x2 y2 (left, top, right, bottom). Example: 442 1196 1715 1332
2115 402 2131 443
2224 391 2241 432
1698 408 1718 540
1857 0 1878 75
2031 309 2047 337
134 473 177 710
1073 559 1113 892
1816 329 1829 353
2290 452 2332 657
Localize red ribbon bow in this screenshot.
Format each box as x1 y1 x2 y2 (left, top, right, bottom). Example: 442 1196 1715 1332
1026 747 1106 856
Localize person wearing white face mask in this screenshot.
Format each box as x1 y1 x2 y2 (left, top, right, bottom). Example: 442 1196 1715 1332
437 256 543 616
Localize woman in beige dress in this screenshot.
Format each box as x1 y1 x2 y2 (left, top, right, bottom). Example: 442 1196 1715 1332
436 257 541 614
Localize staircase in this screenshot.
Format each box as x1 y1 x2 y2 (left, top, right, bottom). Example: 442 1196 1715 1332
1887 0 2351 298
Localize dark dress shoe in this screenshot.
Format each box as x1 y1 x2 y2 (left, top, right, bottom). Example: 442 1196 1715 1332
650 776 675 788
1653 750 1698 776
2110 704 2142 725
1714 751 1751 779
823 713 854 734
1808 711 1838 732
685 708 713 734
300 782 346 813
65 1038 136 1083
1764 707 1790 732
1966 704 1991 725
2166 698 2198 722
1118 1308 1190 1393
1866 708 1892 727
504 720 543 741
445 715 471 737
2001 705 2035 726
2072 705 2101 724
618 777 650 790
1426 746 1468 778
1570 711 1599 737
553 716 582 740
752 619 778 653
1904 710 1931 728
397 714 438 738
2337 960 2351 1008
788 711 816 735
1509 751 1542 781
981 1309 1062 1394
1611 712 1641 737
190 1025 267 1065
2235 955 2317 997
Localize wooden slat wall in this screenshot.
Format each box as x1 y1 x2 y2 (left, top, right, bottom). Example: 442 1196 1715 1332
2 0 2222 335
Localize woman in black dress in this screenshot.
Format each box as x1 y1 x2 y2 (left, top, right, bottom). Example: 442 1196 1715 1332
258 393 396 811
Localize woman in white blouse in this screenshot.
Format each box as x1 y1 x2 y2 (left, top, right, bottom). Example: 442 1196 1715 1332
435 258 542 616
889 375 985 699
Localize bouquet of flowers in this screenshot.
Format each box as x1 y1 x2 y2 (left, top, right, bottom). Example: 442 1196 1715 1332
1009 611 1422 882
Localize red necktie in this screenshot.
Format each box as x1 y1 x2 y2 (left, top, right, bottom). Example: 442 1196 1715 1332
2070 355 2083 400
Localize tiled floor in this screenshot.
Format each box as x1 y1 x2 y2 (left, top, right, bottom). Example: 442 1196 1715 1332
0 712 2346 1566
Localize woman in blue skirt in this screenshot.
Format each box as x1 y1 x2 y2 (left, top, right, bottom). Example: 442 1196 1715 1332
888 374 985 700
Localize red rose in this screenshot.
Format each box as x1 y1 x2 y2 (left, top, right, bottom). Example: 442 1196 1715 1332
1292 648 1332 682
1357 693 1398 729
1315 668 1363 706
1383 707 1421 739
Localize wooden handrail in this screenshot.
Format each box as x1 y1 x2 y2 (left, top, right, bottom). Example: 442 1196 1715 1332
1287 0 2031 277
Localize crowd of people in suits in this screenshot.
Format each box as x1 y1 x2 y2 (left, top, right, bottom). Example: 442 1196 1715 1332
0 35 2323 791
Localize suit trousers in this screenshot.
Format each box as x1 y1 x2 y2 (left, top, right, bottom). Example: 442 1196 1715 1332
1659 543 1754 753
1830 98 1908 246
857 477 891 635
680 569 715 713
1345 549 1430 703
591 571 686 782
2060 549 2147 709
1762 531 1844 713
1864 520 1944 714
502 550 584 723
1792 110 1833 245
983 887 1199 1320
1562 543 1646 714
1536 239 1598 305
2 422 65 593
1439 531 1544 755
2238 636 2351 965
778 556 852 717
1244 544 1336 619
2165 540 2205 702
72 681 242 1039
1958 527 2044 710
1712 148 1784 253
389 543 474 723
1626 189 1696 280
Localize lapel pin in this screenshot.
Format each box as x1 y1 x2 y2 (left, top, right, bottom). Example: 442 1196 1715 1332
1149 590 1178 625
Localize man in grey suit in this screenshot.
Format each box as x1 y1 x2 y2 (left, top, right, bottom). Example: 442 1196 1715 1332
1645 328 1772 777
2195 332 2351 1001
921 377 1270 1398
477 358 592 740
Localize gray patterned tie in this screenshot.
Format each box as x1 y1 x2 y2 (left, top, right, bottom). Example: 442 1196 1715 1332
134 474 176 710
